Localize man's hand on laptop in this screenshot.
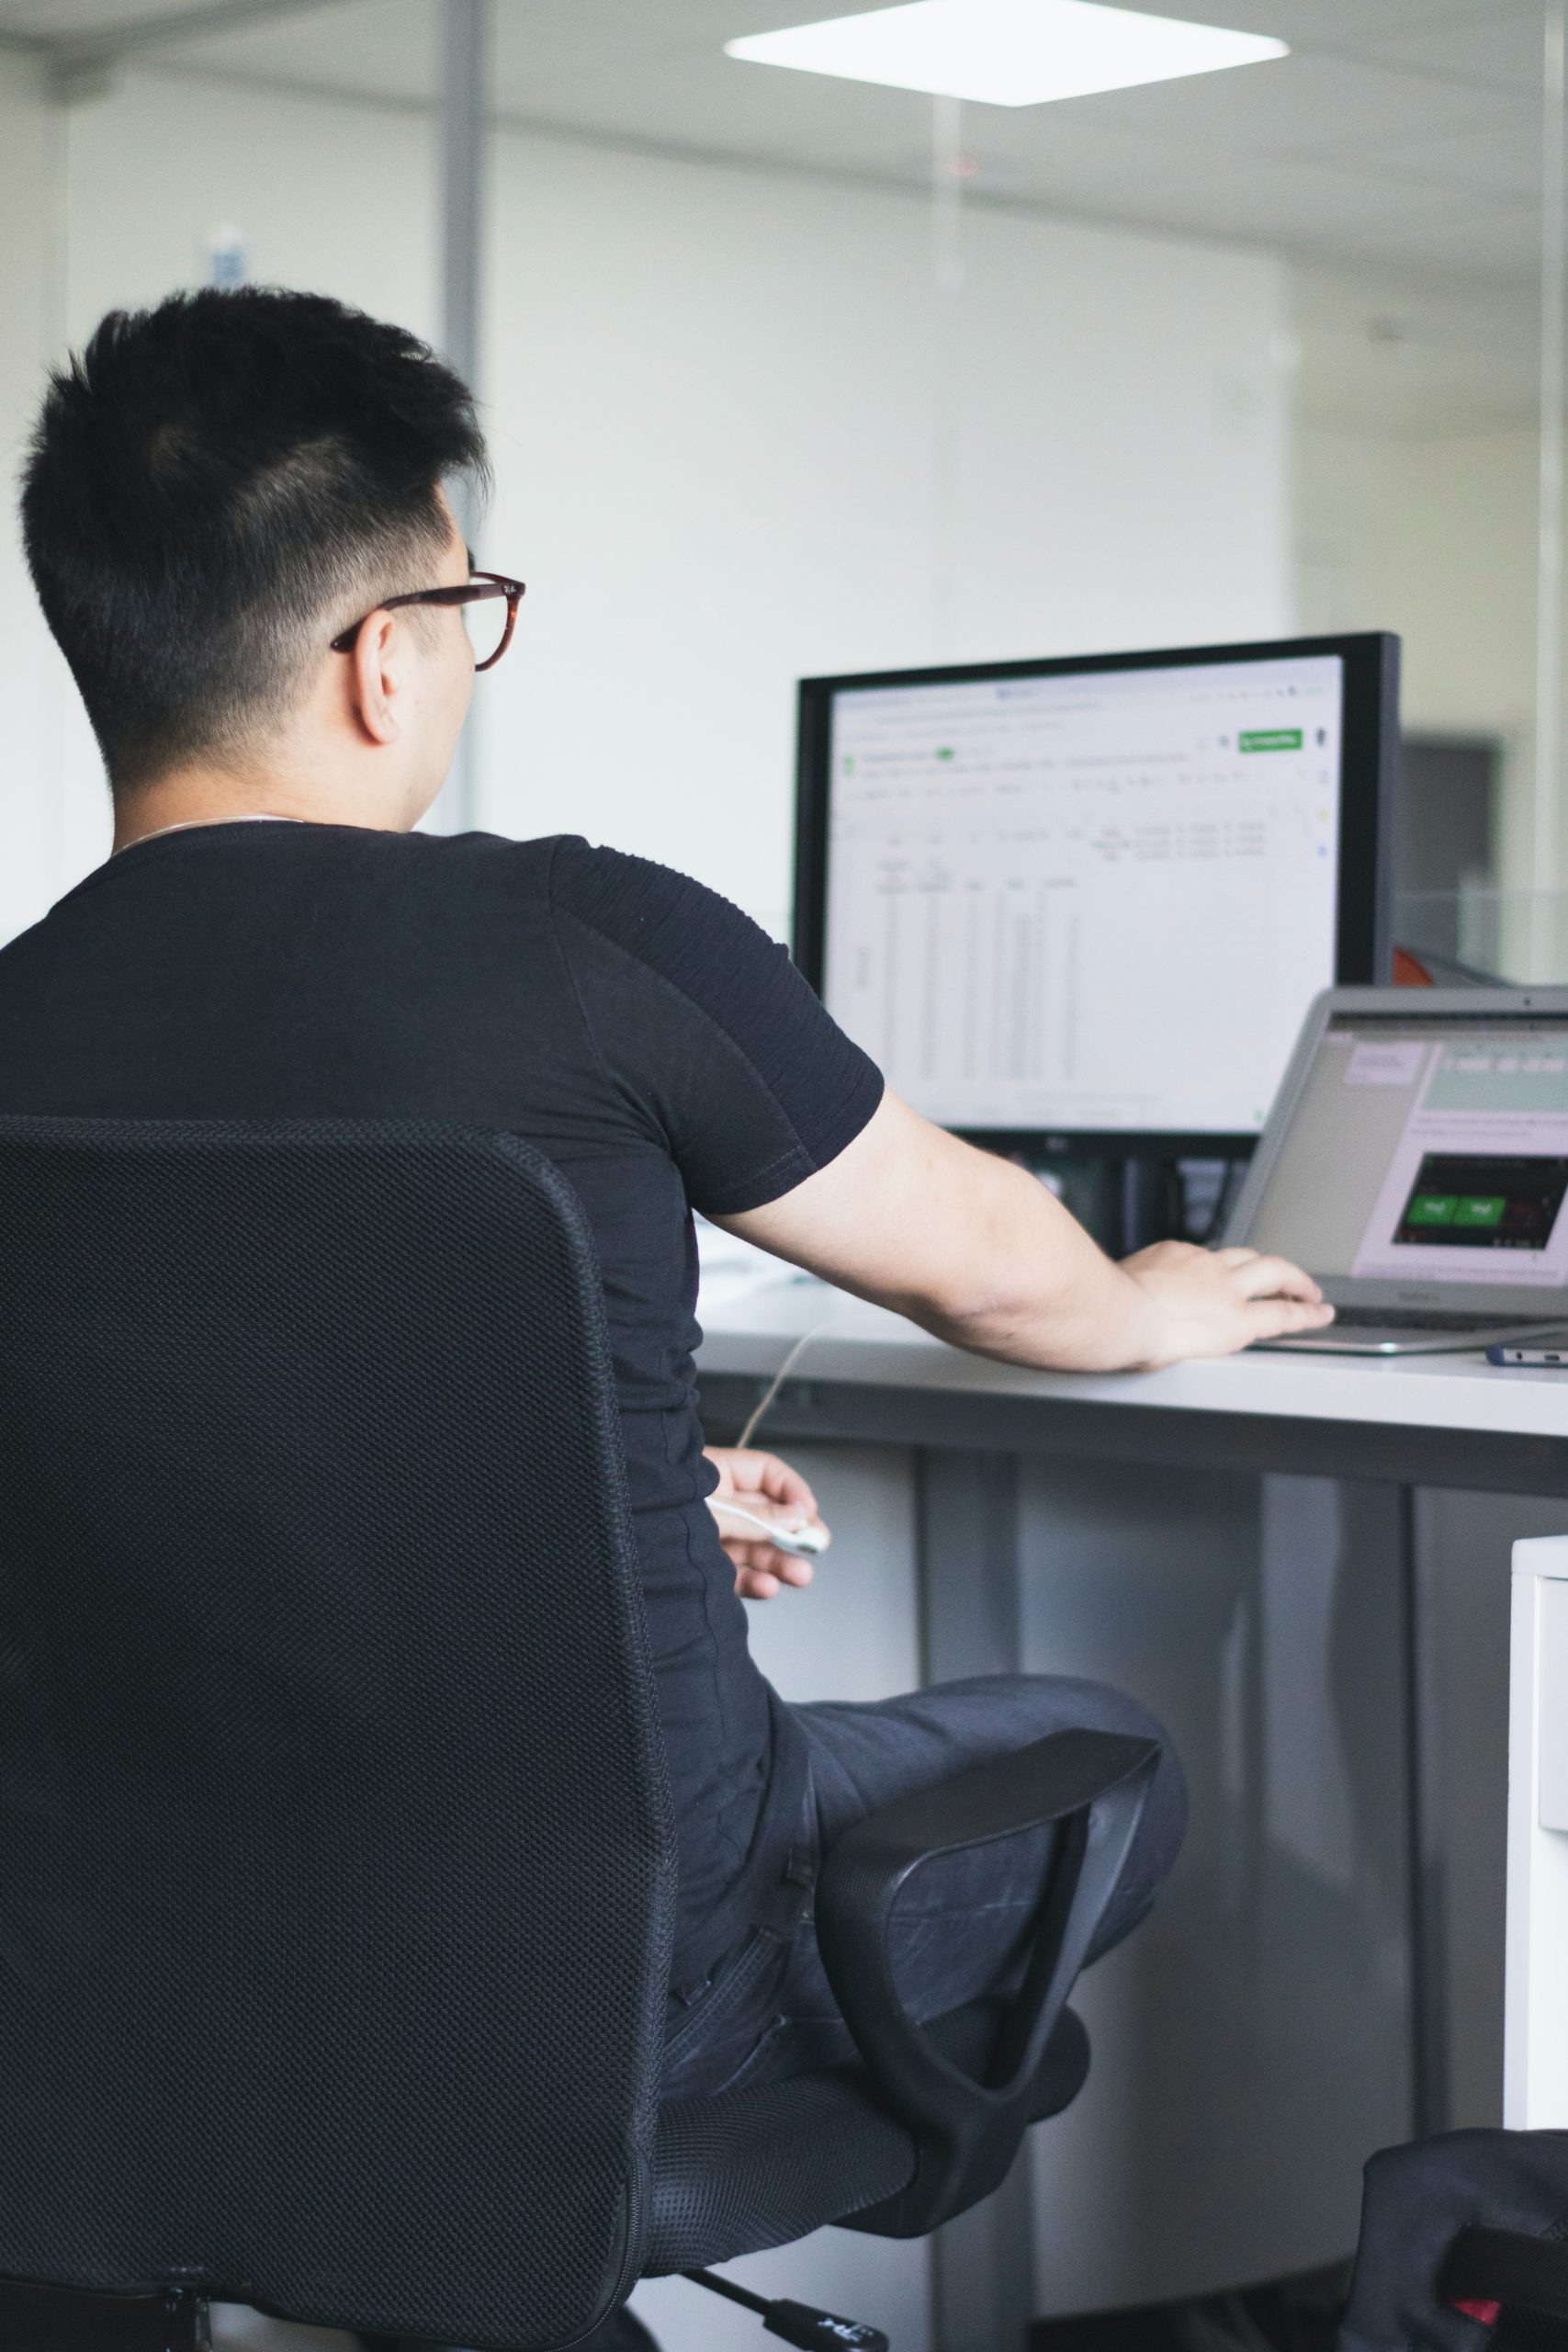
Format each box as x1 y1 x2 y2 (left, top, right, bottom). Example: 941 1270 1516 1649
716 1091 1334 1375
705 1445 830 1599
1119 1242 1334 1367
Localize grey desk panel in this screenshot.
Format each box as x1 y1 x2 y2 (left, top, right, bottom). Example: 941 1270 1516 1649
700 1370 1568 1497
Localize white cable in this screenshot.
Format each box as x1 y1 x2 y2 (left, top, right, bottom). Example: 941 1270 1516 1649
704 1310 853 1557
735 1313 848 1449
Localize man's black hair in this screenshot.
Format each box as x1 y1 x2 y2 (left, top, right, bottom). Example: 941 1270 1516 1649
21 286 490 793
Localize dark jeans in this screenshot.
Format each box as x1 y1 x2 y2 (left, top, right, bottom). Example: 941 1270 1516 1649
661 1673 1187 2100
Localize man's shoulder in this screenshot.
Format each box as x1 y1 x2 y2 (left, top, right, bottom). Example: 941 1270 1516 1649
401 829 700 918
270 820 566 913
546 836 768 959
402 825 559 881
414 831 747 947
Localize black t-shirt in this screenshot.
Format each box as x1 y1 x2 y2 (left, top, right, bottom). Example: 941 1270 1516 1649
0 822 884 1983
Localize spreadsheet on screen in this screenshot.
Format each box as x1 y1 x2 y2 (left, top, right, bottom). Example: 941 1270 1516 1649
820 653 1344 1136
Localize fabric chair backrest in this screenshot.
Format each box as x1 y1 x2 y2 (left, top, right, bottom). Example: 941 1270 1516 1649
0 1116 675 2352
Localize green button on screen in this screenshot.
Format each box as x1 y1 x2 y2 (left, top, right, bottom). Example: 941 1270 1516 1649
1238 729 1303 752
1455 1195 1506 1227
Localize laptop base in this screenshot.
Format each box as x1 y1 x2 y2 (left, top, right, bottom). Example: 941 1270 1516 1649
1261 1319 1568 1357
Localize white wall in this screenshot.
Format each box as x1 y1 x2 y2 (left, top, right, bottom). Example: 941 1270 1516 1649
480 128 1293 933
1292 261 1544 908
0 56 71 946
3 64 1293 944
1299 419 1539 891
42 72 441 922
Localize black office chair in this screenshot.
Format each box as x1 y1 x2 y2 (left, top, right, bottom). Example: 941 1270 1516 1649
1340 2131 1568 2352
0 1115 1156 2352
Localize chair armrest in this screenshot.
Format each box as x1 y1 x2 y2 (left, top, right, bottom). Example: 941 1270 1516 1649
1440 2226 1568 2324
814 1728 1158 2233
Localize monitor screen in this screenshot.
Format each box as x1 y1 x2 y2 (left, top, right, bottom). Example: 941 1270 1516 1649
1244 1008 1568 1295
796 635 1394 1146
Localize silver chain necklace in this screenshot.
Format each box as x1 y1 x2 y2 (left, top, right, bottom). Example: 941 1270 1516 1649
118 813 306 853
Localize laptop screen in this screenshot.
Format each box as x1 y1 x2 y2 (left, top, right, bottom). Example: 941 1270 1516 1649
1243 1009 1568 1294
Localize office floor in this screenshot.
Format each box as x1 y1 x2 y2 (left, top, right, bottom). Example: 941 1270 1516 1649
209 2262 1348 2352
210 2310 353 2352
1030 2264 1348 2352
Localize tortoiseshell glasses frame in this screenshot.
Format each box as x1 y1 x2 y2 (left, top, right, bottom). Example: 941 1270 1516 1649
330 570 526 673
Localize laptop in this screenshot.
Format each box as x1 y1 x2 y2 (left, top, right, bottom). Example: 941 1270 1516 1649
1224 985 1568 1354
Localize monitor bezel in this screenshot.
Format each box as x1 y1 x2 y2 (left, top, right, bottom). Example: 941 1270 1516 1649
792 629 1398 1156
1224 984 1568 1310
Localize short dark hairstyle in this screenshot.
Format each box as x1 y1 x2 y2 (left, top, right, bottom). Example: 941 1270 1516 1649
21 286 489 792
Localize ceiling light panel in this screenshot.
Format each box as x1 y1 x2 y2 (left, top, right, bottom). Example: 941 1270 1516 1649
725 0 1288 110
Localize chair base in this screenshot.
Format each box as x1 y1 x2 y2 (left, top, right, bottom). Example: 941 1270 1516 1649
0 2277 207 2352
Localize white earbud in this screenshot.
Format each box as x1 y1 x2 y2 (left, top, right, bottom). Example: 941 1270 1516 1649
709 1498 829 1556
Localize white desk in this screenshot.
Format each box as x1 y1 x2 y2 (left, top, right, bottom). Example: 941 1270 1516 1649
697 1279 1568 1473
697 1282 1568 2352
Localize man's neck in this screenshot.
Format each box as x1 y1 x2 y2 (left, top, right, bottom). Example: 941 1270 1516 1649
111 767 419 854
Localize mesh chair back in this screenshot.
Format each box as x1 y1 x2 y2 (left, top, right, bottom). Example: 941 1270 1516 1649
0 1117 675 2351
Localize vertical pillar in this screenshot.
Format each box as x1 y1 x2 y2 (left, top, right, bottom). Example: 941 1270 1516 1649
434 0 491 834
1400 1487 1450 2139
917 1451 1034 2352
929 94 964 662
1535 1 1566 945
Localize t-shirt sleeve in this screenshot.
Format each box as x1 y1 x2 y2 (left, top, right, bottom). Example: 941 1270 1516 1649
547 835 884 1216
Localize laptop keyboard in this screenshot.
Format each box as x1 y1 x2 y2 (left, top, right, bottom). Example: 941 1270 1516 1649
1329 1306 1565 1334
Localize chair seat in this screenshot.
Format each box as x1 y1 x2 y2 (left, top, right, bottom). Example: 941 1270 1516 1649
645 2003 1089 2274
648 2063 918 2275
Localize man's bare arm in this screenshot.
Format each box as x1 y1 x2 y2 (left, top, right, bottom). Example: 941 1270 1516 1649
716 1091 1332 1373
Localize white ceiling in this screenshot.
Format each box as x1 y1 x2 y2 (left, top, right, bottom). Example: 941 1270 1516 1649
0 0 1548 284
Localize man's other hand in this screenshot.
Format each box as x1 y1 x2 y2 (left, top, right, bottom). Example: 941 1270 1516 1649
705 1445 829 1600
1121 1241 1334 1367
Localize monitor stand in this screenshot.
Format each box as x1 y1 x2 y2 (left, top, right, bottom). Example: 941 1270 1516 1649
1018 1150 1249 1257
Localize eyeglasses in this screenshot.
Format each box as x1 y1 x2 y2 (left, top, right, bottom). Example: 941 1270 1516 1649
330 570 526 673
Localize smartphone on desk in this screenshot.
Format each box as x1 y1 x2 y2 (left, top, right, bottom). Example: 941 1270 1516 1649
1486 1340 1568 1368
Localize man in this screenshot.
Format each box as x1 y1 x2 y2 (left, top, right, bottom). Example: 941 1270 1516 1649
5 288 1331 2111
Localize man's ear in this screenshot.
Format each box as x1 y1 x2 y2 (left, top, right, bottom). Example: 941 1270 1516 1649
348 608 401 747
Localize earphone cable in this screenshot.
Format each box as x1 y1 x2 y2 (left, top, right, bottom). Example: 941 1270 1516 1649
735 1312 848 1450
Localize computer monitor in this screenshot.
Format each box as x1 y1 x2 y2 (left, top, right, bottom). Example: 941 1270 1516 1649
794 632 1398 1154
